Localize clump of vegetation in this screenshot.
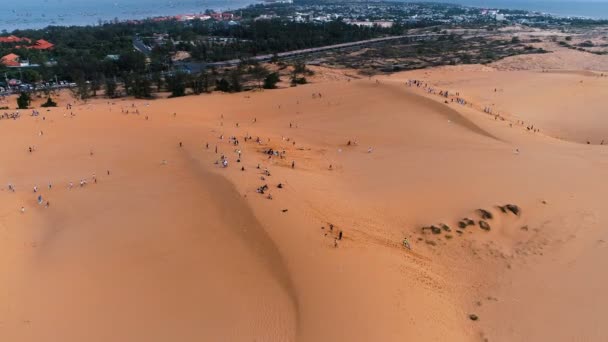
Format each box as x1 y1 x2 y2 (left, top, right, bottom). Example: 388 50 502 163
291 76 308 86
290 61 312 86
477 209 493 220
458 218 475 229
105 79 118 98
422 225 442 235
41 97 57 107
479 220 491 231
166 73 187 98
215 78 231 92
505 204 521 216
17 93 31 109
263 72 281 89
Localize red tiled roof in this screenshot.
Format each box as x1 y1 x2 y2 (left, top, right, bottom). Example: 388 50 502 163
29 39 54 50
0 35 30 43
0 36 52 49
1 53 20 67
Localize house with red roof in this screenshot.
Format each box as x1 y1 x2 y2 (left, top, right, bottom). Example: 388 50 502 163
0 36 53 50
29 39 54 50
0 35 31 44
1 53 21 67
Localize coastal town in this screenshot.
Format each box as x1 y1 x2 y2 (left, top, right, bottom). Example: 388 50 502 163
1 1 607 96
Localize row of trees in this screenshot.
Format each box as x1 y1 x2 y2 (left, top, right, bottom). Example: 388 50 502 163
66 58 288 101
2 15 400 89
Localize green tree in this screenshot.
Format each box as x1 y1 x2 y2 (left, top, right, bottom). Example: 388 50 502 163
90 73 104 97
229 67 243 92
105 78 117 98
166 72 187 97
263 72 280 89
251 64 270 89
215 78 231 92
131 74 152 98
41 97 57 107
118 51 147 73
17 92 31 109
71 77 91 101
152 71 163 92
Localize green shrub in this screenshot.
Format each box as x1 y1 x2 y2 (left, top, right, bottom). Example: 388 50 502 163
263 72 281 89
41 97 57 107
17 93 31 109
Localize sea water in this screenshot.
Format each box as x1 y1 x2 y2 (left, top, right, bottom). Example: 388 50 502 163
3 0 608 32
440 0 608 19
1 0 260 31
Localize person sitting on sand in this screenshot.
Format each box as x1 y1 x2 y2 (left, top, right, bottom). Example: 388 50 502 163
403 238 411 250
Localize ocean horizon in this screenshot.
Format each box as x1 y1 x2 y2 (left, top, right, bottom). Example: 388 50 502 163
0 0 261 31
2 0 608 32
440 0 608 19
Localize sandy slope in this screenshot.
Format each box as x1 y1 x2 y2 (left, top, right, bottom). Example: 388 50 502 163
400 67 608 144
1 70 608 341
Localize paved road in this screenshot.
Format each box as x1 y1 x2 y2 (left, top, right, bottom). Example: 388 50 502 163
133 37 152 56
177 33 446 72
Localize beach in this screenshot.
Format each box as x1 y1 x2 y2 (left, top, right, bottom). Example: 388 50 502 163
1 54 608 341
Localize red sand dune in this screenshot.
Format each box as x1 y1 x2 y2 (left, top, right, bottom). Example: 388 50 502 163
1 71 607 341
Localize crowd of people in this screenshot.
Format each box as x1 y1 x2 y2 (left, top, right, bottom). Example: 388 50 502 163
406 78 549 138
1 111 21 120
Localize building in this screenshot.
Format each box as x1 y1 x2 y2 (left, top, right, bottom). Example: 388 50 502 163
29 39 54 50
0 35 31 44
0 53 20 67
347 20 394 28
0 53 38 68
0 36 54 50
